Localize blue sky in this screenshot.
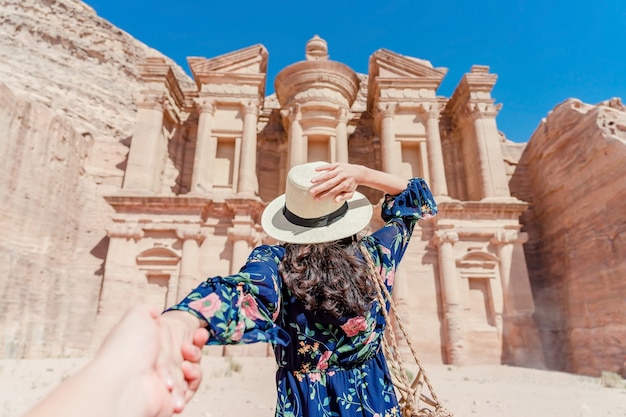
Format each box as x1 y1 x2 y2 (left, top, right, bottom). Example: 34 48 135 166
83 0 625 143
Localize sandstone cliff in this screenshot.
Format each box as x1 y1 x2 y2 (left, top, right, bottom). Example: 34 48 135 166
510 98 626 376
0 0 193 357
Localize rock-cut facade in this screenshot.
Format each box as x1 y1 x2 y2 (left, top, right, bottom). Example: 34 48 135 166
93 36 545 367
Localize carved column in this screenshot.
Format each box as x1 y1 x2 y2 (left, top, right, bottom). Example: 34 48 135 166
424 106 448 196
491 230 516 309
434 231 465 365
191 99 216 193
469 106 496 199
238 101 259 195
490 230 542 365
335 107 350 163
92 223 144 350
176 226 205 301
377 103 401 176
123 96 165 191
285 104 305 168
227 221 258 274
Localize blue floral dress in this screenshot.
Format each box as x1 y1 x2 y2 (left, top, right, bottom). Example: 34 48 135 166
168 178 437 417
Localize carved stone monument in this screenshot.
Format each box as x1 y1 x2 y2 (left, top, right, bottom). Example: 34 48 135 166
93 36 545 366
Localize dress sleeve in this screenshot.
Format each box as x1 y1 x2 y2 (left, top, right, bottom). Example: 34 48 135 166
363 178 437 290
165 245 290 347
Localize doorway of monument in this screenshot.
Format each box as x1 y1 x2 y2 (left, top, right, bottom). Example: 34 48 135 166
136 246 181 310
457 250 503 364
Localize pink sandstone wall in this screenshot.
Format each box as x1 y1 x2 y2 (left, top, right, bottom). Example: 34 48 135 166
510 98 626 376
0 82 94 356
0 0 195 357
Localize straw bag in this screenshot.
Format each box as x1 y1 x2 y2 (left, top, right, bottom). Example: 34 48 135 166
360 245 454 417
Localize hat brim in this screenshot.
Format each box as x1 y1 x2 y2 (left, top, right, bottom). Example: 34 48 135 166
261 191 373 244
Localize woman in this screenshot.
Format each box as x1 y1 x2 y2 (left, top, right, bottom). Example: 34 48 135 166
158 162 437 417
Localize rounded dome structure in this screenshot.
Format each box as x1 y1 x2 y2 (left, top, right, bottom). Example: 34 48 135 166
275 36 359 108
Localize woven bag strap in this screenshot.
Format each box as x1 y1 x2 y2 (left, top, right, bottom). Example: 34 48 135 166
359 244 447 415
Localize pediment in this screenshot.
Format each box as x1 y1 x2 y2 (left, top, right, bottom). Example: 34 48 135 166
188 44 268 78
369 49 447 80
136 246 180 266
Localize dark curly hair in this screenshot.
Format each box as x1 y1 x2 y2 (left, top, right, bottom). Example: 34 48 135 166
279 236 376 319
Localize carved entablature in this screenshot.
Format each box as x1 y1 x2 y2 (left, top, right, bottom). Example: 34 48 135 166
380 88 438 100
201 83 261 98
291 87 353 109
434 199 528 221
107 222 144 239
105 195 209 217
192 196 266 226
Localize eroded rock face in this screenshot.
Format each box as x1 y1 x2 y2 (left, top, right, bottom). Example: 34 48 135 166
0 82 92 356
0 0 193 357
510 98 626 376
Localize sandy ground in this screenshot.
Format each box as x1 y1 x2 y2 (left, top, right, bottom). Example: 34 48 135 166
1 356 625 417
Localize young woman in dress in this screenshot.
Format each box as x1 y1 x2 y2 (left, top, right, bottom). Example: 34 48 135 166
158 161 437 417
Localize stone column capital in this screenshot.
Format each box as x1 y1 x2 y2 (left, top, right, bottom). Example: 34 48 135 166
193 98 216 115
336 107 352 123
465 102 502 120
175 226 205 242
428 104 443 119
137 93 167 111
289 103 303 121
106 223 144 239
242 100 260 115
491 230 528 245
376 102 397 118
227 225 260 246
433 230 459 246
280 103 303 123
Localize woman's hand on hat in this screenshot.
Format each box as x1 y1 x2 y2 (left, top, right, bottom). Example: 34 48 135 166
310 163 362 203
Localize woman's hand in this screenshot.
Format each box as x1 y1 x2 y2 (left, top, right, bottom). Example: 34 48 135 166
156 310 207 412
309 163 364 203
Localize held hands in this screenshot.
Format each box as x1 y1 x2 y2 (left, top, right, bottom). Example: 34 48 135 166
156 310 208 413
309 163 363 203
23 306 209 417
94 306 208 417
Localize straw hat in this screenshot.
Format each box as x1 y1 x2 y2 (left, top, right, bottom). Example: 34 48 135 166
261 161 373 244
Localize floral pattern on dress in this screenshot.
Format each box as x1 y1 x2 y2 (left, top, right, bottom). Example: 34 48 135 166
167 178 437 417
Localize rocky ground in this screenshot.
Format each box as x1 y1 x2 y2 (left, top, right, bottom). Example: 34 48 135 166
1 356 625 417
